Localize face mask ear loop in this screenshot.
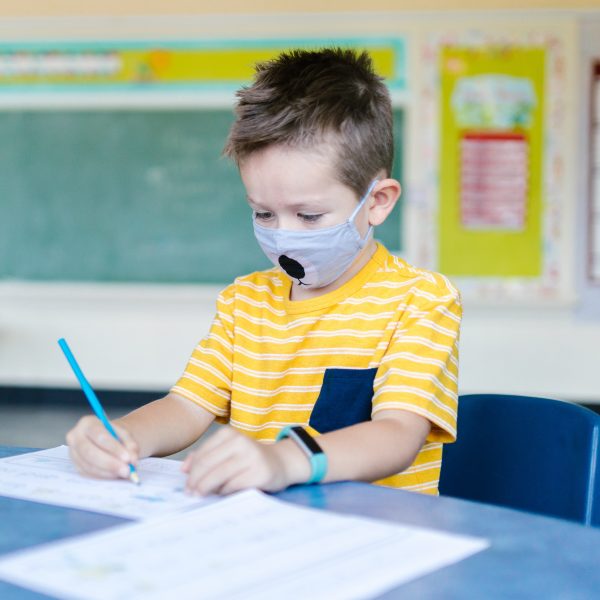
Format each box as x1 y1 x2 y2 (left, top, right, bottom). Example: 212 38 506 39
350 179 378 247
349 179 379 222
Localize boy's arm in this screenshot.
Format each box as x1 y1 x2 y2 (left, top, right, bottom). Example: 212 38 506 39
182 410 429 495
67 392 215 480
68 283 235 481
300 410 430 484
115 392 216 459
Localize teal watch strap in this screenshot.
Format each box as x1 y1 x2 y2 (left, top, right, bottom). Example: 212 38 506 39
276 425 328 484
307 452 328 485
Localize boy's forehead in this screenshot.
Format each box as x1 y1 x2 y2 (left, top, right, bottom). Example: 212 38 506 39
243 177 351 210
240 143 342 193
239 137 368 208
243 142 335 170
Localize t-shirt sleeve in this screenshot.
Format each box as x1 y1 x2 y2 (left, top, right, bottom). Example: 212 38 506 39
372 276 462 443
170 285 235 422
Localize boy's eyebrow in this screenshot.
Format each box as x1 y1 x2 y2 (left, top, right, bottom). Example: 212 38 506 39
246 198 273 212
246 197 326 211
246 196 268 206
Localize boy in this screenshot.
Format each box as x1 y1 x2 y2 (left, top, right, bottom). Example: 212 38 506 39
67 48 461 496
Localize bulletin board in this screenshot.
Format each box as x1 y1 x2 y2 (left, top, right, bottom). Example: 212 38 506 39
439 46 545 277
0 38 406 92
412 27 572 304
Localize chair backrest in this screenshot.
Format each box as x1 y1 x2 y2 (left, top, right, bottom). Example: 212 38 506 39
439 394 600 525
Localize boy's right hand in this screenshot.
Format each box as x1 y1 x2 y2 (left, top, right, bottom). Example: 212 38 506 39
66 415 139 480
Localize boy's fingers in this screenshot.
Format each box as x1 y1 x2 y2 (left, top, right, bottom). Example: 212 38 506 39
113 425 140 464
113 424 138 449
186 456 245 496
81 421 124 455
181 452 194 473
84 421 133 463
76 437 130 477
195 426 237 456
218 470 254 496
69 445 129 480
186 439 240 484
186 445 242 493
66 415 134 480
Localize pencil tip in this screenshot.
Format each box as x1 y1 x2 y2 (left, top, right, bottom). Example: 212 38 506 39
130 472 141 486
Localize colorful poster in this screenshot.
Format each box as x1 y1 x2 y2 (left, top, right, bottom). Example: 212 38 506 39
460 131 529 230
439 47 545 277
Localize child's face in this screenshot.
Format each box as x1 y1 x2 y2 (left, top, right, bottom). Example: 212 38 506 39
240 144 371 236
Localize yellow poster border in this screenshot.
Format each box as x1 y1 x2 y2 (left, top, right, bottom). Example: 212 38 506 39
438 46 545 277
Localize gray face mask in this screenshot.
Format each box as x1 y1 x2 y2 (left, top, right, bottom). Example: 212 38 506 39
252 180 378 289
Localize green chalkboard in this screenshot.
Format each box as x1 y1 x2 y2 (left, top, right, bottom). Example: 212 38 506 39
0 109 403 283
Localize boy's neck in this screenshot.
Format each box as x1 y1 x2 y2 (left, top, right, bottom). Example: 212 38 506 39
288 240 378 301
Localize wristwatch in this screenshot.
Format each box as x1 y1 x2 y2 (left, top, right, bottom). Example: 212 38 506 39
276 425 328 484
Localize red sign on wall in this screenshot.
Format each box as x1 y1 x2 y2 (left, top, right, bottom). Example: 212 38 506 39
459 131 528 231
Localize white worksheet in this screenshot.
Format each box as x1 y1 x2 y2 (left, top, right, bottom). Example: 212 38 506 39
0 488 488 600
0 446 212 519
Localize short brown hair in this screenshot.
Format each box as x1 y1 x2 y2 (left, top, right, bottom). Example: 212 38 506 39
223 47 393 197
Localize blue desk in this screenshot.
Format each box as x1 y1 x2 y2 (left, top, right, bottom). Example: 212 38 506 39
2 446 600 599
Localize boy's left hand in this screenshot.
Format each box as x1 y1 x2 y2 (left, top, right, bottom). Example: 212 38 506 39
181 427 310 496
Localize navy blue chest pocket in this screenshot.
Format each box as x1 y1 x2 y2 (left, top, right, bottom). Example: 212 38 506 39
309 367 378 434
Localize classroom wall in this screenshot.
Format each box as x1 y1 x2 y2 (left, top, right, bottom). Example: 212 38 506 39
3 0 600 16
1 7 600 403
2 281 600 403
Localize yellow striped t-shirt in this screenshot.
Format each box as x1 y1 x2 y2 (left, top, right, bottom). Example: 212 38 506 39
172 243 461 494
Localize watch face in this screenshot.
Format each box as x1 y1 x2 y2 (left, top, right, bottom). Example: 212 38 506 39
292 426 323 455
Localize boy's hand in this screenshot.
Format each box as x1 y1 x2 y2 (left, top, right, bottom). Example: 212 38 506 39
181 427 311 496
66 415 139 480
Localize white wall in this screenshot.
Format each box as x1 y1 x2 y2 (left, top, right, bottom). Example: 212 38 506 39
1 282 599 402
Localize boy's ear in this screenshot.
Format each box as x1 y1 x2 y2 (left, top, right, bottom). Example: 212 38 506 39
368 179 401 226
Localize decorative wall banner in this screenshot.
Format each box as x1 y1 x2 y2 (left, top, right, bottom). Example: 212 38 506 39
413 28 570 304
0 39 406 91
459 131 529 231
590 63 600 285
439 46 545 277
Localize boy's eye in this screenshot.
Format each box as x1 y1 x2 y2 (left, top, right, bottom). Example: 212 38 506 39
254 211 273 221
298 213 323 223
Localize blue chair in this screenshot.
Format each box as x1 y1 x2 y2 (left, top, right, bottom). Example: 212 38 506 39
439 394 600 525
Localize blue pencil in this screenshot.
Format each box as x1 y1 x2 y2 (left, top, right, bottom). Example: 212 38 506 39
58 338 140 485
